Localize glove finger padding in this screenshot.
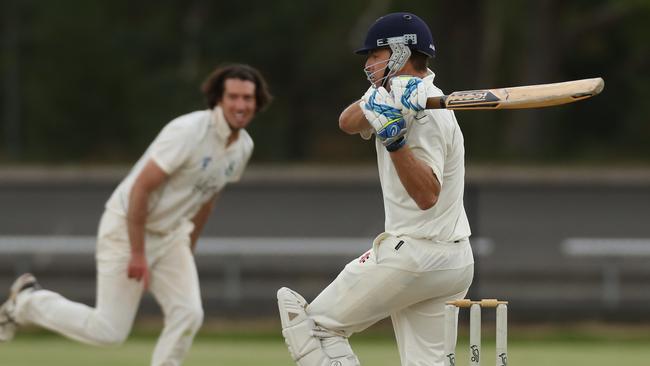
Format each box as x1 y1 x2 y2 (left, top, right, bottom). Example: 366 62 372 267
390 76 429 112
361 87 398 129
360 86 407 151
389 76 410 112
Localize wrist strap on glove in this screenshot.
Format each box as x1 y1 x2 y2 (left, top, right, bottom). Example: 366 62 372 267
385 137 405 152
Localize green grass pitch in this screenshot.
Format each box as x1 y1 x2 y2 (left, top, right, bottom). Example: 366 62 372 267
1 328 648 366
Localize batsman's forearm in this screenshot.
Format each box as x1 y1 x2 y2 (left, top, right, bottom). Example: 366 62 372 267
339 101 371 134
127 186 149 255
390 147 440 210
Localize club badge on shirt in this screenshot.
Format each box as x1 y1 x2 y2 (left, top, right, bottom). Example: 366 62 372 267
200 157 212 170
225 161 236 177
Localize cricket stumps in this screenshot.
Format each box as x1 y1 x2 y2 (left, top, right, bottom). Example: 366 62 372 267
443 299 508 366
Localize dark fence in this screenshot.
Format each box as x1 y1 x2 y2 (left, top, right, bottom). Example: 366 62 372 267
1 166 649 321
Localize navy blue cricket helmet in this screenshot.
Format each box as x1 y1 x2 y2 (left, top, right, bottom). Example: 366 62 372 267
356 12 435 58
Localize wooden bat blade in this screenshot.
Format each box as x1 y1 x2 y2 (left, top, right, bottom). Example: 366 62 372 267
425 77 604 110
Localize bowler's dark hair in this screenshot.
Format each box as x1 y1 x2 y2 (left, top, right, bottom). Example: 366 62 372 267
201 64 272 112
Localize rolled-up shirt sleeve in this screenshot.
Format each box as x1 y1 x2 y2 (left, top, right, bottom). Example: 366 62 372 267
150 122 193 174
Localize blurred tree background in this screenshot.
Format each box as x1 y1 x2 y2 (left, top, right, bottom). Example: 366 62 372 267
1 0 649 164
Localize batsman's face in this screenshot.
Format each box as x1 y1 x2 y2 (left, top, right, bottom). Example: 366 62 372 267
220 78 257 130
364 48 392 87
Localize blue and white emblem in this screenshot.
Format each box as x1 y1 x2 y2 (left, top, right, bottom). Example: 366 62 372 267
200 157 212 170
225 161 236 176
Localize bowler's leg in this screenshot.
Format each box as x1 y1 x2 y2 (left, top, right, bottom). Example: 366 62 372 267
149 243 203 366
12 262 142 346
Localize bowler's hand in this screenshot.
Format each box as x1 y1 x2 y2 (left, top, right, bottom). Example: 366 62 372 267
127 253 150 289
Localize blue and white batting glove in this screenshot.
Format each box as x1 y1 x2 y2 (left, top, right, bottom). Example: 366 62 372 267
360 86 407 152
390 76 435 113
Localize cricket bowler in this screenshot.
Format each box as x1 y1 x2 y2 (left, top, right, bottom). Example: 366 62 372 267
0 64 272 366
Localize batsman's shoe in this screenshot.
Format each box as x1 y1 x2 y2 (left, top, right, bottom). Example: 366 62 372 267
0 273 40 342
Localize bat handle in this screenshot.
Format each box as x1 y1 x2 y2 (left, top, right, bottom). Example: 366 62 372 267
426 96 446 109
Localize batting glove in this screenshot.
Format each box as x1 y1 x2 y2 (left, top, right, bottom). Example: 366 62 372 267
390 76 435 113
360 86 407 152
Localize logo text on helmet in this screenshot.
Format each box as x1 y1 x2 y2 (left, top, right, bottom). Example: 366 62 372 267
377 34 418 47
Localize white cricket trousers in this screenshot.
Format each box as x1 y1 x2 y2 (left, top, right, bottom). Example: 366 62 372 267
13 211 204 366
308 233 474 366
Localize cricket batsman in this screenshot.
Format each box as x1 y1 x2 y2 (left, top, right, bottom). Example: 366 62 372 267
277 12 474 366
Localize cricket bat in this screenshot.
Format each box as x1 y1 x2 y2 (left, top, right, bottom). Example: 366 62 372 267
426 77 604 110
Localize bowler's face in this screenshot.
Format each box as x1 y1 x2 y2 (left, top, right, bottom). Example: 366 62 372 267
364 48 392 87
220 78 256 130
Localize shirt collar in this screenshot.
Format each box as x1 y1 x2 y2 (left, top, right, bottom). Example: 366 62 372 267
211 106 233 142
424 68 436 82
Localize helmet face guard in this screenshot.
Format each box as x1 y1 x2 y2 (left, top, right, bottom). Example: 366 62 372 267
363 40 412 87
356 13 435 86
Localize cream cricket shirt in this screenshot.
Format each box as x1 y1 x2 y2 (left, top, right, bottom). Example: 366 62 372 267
106 106 253 234
376 73 471 242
